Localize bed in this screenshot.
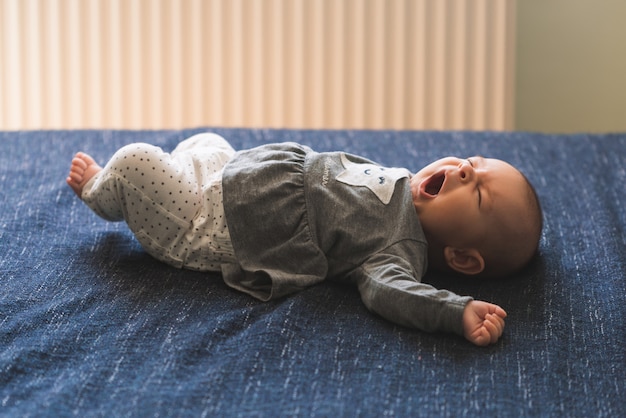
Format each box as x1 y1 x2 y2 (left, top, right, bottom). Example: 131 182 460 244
1 128 624 417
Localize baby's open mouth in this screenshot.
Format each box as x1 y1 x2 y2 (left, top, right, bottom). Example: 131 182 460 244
424 172 445 196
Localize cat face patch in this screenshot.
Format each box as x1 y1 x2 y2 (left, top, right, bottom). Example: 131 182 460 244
336 153 410 204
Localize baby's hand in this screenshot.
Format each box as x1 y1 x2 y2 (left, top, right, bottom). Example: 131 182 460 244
462 301 507 346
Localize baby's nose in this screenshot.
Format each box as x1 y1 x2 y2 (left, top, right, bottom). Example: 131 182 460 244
458 160 474 182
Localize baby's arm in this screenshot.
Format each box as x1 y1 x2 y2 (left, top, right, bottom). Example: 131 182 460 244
462 301 507 346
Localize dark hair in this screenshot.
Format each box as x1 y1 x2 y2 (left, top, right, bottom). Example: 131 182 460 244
479 173 543 278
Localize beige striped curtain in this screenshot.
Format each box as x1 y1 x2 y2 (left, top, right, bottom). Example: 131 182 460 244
0 0 516 131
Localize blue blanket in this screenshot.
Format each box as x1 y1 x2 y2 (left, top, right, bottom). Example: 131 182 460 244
1 128 624 417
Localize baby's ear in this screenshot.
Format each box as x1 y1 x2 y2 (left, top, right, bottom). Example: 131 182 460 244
443 247 485 275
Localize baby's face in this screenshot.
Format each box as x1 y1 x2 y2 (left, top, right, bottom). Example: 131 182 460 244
410 156 530 250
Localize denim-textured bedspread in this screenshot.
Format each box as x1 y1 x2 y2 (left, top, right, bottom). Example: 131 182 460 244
1 128 624 417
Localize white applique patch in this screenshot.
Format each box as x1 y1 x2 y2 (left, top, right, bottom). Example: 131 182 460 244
336 153 410 204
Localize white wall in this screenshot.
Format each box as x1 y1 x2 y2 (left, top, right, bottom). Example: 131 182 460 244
516 0 626 133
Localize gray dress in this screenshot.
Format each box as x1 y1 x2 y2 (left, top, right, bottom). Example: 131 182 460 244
221 143 471 336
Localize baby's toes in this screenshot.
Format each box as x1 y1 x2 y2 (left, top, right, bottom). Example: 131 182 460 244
68 170 82 184
76 152 97 166
71 156 88 171
69 163 85 179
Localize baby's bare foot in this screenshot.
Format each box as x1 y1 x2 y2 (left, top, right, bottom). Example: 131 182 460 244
66 152 102 197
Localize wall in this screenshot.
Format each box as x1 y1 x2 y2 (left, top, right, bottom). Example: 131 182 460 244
516 0 626 133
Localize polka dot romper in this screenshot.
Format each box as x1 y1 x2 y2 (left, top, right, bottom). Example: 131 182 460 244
81 133 237 272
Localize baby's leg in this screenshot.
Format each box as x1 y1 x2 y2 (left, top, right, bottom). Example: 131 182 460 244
171 132 235 157
79 143 203 266
171 132 235 174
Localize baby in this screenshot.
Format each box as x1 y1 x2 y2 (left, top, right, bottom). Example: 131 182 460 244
67 133 542 347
